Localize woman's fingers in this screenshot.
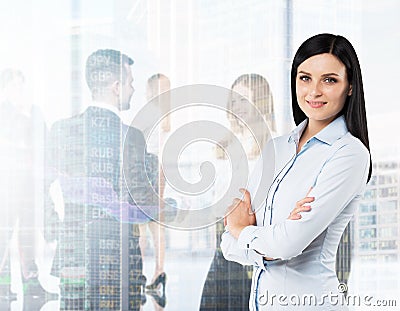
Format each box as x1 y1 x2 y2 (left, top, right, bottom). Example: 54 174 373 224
294 203 313 214
296 196 314 207
289 213 302 220
231 195 253 215
288 205 312 219
239 188 251 205
288 197 314 220
288 188 315 220
295 205 312 214
224 189 256 230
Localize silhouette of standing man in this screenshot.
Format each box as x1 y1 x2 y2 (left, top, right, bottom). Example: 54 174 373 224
47 49 155 310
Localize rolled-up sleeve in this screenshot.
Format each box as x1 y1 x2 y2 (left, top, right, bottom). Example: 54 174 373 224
236 143 370 260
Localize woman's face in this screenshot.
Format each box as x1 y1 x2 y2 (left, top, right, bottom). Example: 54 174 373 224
230 83 252 123
296 53 352 128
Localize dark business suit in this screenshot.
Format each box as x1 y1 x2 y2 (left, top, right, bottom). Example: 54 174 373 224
47 106 156 310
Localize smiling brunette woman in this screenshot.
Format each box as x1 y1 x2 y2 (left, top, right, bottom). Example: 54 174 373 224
221 34 372 310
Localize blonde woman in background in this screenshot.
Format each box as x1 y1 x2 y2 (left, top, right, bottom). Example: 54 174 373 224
200 73 276 310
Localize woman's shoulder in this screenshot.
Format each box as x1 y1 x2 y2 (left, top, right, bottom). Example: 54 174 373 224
266 131 292 150
323 132 371 177
337 132 370 158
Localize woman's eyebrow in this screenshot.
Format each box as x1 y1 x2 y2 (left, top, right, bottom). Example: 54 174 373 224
321 72 340 77
298 70 340 76
298 70 311 75
298 71 342 78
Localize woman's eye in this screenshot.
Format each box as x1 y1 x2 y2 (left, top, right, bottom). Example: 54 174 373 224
324 77 337 83
299 75 310 82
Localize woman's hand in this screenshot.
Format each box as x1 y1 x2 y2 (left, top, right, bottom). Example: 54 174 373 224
224 188 256 239
288 187 314 220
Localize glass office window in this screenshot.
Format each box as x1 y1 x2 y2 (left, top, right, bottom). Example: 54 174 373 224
359 228 377 239
379 227 398 239
363 189 377 199
359 215 377 226
360 203 377 213
379 240 398 251
360 242 377 251
379 213 398 224
381 200 397 212
379 187 398 198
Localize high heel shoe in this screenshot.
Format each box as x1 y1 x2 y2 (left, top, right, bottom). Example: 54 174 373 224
145 272 166 292
138 274 147 306
22 277 59 311
148 290 166 308
0 284 17 302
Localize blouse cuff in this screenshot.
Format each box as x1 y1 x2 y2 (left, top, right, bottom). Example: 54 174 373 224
237 225 260 250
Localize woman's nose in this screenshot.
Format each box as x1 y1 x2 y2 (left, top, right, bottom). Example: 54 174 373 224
309 82 322 97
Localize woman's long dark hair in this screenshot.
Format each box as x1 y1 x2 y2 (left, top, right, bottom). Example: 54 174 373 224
291 33 372 182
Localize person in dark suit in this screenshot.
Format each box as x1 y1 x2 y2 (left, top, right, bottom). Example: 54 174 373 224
46 49 157 310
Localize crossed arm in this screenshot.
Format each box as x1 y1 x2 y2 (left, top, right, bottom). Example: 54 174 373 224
221 145 369 263
224 187 313 261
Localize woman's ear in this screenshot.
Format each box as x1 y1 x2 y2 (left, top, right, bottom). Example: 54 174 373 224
111 80 120 96
348 84 353 96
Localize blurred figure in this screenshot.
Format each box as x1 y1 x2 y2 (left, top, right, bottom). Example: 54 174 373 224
0 69 51 310
200 73 276 310
219 73 276 159
139 73 171 309
46 49 156 310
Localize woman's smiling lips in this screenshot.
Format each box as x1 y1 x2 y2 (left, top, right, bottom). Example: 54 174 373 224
306 100 326 108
